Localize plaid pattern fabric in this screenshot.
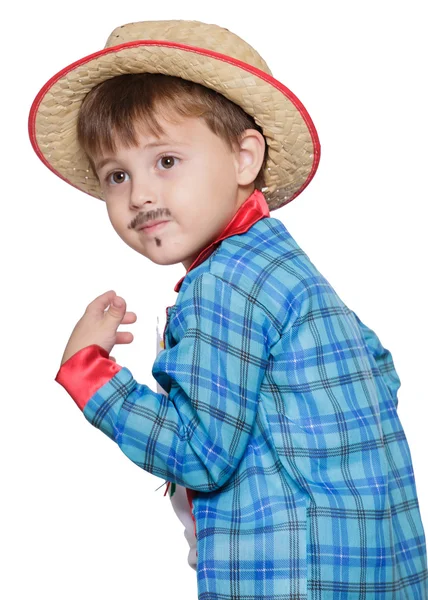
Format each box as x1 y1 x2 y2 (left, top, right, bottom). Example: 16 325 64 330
83 217 427 599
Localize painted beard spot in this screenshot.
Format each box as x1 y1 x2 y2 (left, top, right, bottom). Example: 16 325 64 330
155 237 162 247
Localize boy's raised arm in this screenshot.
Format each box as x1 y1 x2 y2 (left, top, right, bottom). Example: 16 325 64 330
55 272 275 492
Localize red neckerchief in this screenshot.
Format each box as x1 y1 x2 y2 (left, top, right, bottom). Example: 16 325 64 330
174 189 270 292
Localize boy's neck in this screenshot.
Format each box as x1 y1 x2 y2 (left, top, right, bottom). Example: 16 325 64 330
174 188 270 293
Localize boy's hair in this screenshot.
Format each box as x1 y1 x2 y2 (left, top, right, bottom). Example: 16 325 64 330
77 73 268 190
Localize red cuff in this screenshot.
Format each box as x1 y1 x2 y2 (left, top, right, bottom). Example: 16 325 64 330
55 345 122 410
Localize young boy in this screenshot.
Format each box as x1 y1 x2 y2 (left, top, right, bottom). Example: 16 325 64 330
29 20 427 599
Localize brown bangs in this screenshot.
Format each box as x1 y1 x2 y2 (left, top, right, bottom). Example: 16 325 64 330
77 73 267 188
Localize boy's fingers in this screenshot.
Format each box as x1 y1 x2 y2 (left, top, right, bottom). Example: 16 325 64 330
121 311 137 324
85 292 136 330
86 290 116 314
105 296 127 321
115 331 134 344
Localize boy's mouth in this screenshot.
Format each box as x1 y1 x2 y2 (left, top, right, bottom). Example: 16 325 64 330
138 220 170 233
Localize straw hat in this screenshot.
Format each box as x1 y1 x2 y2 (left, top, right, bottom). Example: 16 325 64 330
28 20 321 211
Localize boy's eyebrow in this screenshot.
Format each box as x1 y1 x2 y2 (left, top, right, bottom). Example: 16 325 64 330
94 139 189 171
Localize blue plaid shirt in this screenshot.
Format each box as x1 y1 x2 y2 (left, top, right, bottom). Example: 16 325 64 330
56 191 427 598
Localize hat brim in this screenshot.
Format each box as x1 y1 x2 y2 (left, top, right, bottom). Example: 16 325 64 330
29 40 320 210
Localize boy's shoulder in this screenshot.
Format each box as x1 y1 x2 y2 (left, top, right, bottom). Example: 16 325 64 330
178 216 340 329
209 216 311 292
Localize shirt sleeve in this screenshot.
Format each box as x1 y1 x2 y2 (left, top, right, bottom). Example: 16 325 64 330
55 272 272 492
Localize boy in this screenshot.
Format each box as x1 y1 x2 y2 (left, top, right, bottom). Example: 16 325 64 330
29 20 427 599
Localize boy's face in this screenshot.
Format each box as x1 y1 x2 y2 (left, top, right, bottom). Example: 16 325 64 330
93 114 253 269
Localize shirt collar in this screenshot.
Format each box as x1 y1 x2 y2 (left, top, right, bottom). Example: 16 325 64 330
174 189 270 292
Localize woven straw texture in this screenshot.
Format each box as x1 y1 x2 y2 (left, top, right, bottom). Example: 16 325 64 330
31 20 320 210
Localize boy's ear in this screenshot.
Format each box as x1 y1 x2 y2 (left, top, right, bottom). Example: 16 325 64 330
234 129 266 187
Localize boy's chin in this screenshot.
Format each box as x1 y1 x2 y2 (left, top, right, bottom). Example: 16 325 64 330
128 243 192 268
140 251 185 268
151 257 183 267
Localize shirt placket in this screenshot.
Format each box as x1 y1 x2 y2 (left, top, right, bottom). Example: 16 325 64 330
156 305 176 496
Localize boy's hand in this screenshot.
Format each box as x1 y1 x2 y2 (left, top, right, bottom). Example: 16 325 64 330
60 290 137 367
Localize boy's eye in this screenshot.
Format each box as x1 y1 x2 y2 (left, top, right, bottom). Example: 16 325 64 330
159 155 176 169
107 171 129 185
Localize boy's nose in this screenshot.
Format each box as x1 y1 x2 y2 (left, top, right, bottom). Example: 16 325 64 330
129 180 158 210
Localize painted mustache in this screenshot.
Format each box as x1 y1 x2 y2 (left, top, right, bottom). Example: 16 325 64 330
128 207 172 230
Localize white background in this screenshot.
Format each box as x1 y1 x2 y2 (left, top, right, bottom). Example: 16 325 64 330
2 1 427 598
